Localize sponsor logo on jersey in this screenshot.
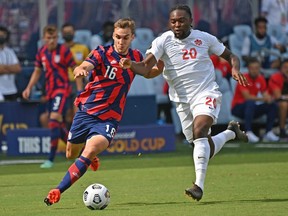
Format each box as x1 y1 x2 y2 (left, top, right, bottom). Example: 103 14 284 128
110 60 117 65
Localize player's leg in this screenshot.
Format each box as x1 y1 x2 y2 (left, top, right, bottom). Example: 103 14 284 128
40 112 63 168
174 102 205 200
44 112 117 206
40 95 67 168
66 141 100 171
59 136 108 193
186 115 212 200
44 137 108 206
209 120 248 158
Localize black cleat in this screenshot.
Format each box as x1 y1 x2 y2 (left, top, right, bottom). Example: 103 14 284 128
227 120 248 143
44 197 52 206
185 184 203 201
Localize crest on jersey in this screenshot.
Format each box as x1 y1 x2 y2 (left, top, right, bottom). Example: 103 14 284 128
54 54 60 63
194 39 202 46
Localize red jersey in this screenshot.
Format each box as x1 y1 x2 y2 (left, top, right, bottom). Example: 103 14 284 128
35 44 76 99
75 45 143 122
231 73 267 108
268 71 285 93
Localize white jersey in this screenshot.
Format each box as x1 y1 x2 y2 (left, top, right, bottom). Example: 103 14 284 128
147 29 225 103
0 46 19 95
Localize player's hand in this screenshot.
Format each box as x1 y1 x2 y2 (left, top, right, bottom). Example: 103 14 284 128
22 88 31 100
73 66 89 79
119 58 132 69
231 68 249 86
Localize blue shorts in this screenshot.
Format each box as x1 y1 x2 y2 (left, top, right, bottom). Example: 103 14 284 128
47 93 68 115
68 111 119 144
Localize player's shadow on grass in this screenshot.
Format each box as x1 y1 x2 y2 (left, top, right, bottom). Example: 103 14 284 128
200 198 288 205
117 198 288 207
117 201 191 206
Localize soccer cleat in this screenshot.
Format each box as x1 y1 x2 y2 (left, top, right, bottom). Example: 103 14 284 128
89 156 100 171
44 189 61 206
40 160 54 168
185 183 203 201
227 120 248 143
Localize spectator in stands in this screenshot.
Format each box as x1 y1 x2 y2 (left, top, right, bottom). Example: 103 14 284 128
22 25 76 168
61 23 90 128
261 0 288 30
90 21 114 49
268 59 288 139
231 57 279 143
242 17 286 70
0 26 21 101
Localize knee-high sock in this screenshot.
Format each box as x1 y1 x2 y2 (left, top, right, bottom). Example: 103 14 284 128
57 156 91 193
193 138 210 191
48 119 61 162
211 130 235 158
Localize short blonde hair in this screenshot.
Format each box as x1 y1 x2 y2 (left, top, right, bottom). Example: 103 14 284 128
114 18 135 35
43 24 57 35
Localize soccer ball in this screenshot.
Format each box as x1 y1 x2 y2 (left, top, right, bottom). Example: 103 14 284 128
83 183 110 210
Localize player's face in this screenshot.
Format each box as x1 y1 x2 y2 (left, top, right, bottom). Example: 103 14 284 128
169 9 192 39
113 27 134 55
43 32 58 50
248 62 261 78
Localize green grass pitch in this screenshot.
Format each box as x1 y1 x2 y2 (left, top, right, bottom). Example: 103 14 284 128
0 142 288 216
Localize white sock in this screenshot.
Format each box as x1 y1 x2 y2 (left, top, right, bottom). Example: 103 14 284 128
193 138 210 191
211 130 235 157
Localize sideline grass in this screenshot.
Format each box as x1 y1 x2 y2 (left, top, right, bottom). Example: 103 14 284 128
0 143 288 216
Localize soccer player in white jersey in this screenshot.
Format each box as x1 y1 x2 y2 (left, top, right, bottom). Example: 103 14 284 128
120 4 249 201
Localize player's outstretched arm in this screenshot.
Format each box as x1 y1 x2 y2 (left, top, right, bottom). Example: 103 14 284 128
73 61 94 79
119 53 158 77
220 48 249 87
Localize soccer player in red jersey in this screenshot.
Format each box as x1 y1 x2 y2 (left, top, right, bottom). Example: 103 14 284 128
43 18 143 206
22 25 77 168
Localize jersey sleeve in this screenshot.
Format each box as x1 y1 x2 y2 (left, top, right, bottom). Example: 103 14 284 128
207 33 226 56
85 48 102 68
35 50 42 68
146 35 165 61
